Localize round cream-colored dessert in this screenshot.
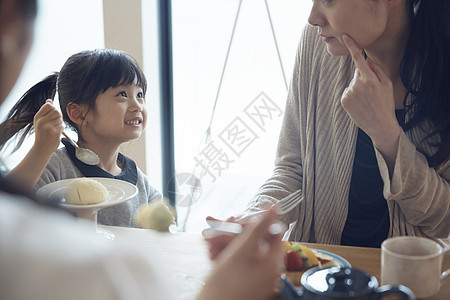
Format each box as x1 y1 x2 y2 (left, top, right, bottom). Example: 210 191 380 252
135 199 176 232
64 178 108 205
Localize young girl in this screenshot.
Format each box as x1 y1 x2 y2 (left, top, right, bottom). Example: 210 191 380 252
0 49 161 227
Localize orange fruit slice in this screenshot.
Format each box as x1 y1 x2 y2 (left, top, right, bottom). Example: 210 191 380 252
298 245 319 266
282 241 292 253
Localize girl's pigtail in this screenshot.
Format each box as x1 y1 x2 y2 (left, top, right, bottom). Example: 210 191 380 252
0 73 58 152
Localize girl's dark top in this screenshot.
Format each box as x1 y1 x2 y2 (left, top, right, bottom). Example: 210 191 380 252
341 109 406 248
62 139 138 185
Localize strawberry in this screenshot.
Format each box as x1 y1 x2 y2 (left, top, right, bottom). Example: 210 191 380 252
285 250 303 271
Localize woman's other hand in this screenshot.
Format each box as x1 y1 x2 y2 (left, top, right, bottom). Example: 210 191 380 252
198 208 284 300
341 34 401 176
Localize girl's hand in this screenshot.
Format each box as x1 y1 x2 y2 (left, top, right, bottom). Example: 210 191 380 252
6 99 63 190
33 99 63 155
198 208 284 300
341 34 401 174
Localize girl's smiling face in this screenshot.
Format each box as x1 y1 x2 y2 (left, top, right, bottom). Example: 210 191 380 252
83 83 147 144
308 0 390 56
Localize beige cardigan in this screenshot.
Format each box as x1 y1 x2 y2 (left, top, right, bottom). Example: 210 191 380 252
246 25 450 245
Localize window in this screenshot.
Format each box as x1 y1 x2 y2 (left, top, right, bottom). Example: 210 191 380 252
171 0 313 231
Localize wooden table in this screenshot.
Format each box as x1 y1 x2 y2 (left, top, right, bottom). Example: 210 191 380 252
102 226 450 300
298 243 450 300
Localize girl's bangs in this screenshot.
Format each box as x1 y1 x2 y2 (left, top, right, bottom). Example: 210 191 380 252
97 52 147 94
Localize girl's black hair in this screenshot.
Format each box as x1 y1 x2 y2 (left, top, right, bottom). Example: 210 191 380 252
401 0 450 167
0 49 147 151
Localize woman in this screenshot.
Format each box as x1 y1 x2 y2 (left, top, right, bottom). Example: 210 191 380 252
207 0 449 251
0 0 283 299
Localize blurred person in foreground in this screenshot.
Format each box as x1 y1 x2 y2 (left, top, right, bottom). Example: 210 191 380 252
0 0 284 299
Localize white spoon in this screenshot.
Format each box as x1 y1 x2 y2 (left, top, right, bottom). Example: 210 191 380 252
202 220 286 237
62 131 99 165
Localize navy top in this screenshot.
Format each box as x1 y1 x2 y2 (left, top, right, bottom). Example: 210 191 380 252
61 139 138 185
341 109 406 248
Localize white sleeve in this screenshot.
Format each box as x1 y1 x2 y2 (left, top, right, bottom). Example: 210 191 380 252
0 195 175 300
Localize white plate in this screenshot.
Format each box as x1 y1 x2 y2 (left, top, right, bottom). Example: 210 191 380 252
37 177 138 213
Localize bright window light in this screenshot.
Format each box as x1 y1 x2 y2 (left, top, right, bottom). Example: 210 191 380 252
171 0 312 231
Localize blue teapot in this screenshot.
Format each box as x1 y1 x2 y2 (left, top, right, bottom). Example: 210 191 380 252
281 267 415 300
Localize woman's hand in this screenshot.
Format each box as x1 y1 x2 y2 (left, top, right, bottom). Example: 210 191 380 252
341 34 401 175
198 208 284 300
33 99 63 155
